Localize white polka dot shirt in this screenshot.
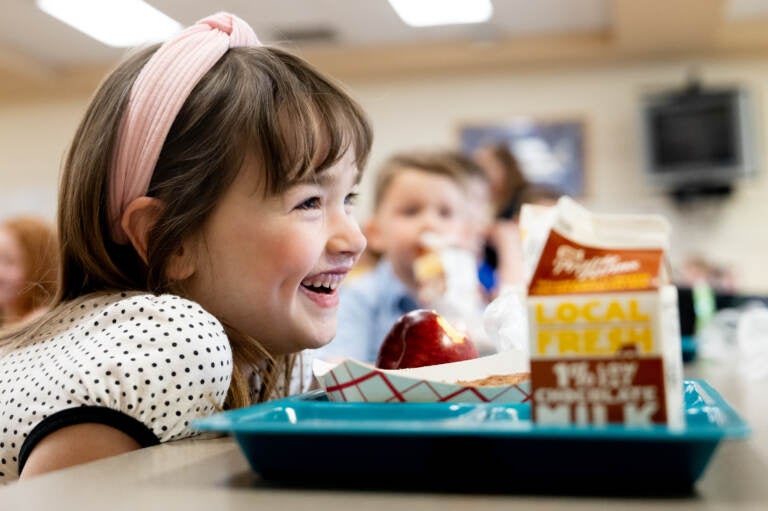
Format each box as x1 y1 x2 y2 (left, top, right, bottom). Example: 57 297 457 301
0 292 232 484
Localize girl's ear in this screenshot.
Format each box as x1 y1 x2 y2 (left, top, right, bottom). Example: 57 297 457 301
166 242 196 281
121 196 197 281
121 197 163 264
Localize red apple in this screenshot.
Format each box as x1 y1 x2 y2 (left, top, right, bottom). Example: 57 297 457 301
375 309 478 369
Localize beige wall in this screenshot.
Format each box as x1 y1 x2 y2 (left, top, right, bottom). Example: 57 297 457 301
2 55 767 291
0 99 86 220
350 57 768 293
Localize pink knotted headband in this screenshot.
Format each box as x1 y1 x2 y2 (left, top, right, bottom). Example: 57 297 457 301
109 12 261 244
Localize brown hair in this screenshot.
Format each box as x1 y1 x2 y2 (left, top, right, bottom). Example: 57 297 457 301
1 44 372 408
478 143 527 216
0 216 59 324
372 149 483 211
517 183 562 209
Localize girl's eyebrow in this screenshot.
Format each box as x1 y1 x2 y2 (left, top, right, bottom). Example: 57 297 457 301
296 167 361 186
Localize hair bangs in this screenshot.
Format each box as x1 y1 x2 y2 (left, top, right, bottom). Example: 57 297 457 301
244 48 372 194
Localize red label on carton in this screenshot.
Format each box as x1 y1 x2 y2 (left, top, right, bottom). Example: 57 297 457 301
530 357 667 425
528 231 664 296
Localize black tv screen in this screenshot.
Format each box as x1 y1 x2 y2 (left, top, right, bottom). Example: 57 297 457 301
641 87 754 189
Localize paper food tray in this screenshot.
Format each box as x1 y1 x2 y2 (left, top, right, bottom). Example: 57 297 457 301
312 350 531 403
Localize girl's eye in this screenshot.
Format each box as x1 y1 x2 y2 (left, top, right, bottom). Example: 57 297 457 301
296 197 321 210
344 192 359 206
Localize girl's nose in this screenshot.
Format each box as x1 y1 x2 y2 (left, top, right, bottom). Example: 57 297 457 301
328 210 366 258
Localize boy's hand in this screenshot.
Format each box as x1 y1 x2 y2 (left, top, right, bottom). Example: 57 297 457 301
413 238 448 305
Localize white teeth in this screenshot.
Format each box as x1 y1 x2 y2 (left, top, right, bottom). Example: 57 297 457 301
301 273 344 290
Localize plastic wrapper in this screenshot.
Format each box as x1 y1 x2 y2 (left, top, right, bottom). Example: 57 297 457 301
737 305 768 380
483 285 529 354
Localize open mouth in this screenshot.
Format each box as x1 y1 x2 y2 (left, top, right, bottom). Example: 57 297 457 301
300 273 345 295
301 283 335 294
300 272 348 308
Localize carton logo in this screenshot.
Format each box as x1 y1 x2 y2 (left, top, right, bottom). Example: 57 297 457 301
553 245 640 280
528 230 664 296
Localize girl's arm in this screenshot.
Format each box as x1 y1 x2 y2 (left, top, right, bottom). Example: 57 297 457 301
19 423 141 479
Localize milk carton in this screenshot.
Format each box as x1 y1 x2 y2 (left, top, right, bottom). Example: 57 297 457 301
522 198 683 428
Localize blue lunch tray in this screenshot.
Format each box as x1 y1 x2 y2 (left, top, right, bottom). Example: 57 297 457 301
193 379 749 492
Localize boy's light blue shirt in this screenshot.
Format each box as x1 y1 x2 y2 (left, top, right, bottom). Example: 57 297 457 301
312 259 419 363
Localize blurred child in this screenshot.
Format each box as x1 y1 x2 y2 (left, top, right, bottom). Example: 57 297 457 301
452 153 494 260
0 12 371 482
0 216 59 326
488 183 563 292
314 150 490 363
472 142 527 218
679 254 736 293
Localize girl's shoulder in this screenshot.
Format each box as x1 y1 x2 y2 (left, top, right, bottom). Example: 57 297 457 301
87 291 220 321
24 291 231 364
58 291 225 336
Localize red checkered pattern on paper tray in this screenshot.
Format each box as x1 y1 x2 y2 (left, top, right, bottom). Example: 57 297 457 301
321 360 531 403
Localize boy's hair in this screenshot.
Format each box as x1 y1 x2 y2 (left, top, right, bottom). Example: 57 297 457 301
2 44 373 407
0 216 59 323
372 150 485 211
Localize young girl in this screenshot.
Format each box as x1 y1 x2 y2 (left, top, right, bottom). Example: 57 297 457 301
0 12 371 483
0 216 59 327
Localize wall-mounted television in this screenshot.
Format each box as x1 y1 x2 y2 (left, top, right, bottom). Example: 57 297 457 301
640 85 756 195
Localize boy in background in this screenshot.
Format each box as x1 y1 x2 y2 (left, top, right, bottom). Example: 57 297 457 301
314 150 493 363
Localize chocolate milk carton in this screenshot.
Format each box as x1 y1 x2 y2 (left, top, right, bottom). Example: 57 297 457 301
521 198 683 428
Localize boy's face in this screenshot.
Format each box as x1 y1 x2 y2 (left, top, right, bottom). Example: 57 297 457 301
367 168 467 290
184 152 366 355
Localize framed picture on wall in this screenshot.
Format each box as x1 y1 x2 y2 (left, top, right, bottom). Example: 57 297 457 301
459 117 587 198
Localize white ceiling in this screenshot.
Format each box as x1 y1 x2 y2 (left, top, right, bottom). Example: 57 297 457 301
2 0 768 71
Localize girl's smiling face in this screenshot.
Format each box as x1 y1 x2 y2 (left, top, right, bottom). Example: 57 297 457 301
183 152 366 355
